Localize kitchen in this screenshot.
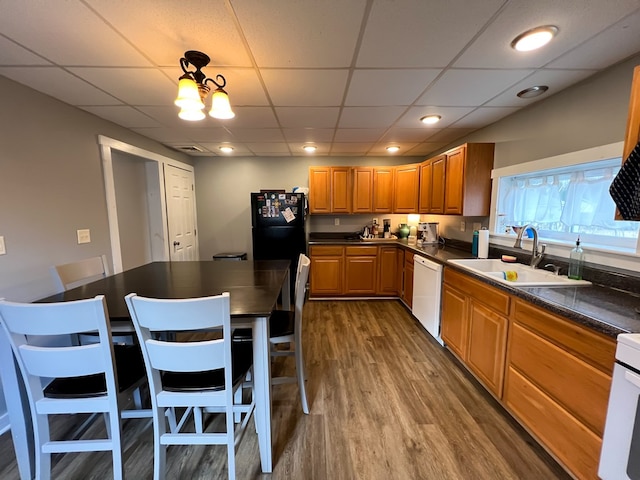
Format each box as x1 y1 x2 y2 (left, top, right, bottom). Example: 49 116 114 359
2 1 640 479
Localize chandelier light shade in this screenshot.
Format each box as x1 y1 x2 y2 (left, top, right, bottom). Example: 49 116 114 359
174 50 235 121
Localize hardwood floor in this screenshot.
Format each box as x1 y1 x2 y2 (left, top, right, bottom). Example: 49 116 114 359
0 300 571 479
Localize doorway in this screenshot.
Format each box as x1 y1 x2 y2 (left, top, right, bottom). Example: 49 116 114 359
98 136 199 273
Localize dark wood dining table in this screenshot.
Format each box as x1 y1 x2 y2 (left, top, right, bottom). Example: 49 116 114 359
0 260 290 479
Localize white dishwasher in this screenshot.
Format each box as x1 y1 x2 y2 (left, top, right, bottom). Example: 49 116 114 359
412 255 443 345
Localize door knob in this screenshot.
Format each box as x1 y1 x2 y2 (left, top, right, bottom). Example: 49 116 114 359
173 241 180 247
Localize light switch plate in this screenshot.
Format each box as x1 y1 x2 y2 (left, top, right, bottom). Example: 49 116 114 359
334 218 340 226
77 229 91 244
460 221 466 232
0 236 5 255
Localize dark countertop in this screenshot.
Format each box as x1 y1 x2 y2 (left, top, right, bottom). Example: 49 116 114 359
309 235 640 338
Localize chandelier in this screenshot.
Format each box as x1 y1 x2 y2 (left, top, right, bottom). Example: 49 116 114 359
174 50 235 121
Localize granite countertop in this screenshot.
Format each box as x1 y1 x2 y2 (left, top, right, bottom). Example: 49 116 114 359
308 234 640 338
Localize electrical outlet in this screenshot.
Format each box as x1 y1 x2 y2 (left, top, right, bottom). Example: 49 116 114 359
372 217 379 225
334 218 340 226
473 222 482 231
0 236 5 255
460 221 466 232
77 229 91 244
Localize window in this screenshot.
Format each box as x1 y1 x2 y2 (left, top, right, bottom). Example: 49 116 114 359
492 143 640 253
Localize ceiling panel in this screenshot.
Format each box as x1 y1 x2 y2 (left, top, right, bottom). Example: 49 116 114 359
1 0 638 157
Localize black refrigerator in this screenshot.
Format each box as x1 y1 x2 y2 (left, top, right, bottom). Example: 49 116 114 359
251 192 306 296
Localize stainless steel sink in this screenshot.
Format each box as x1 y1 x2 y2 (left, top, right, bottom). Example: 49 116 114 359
448 258 591 287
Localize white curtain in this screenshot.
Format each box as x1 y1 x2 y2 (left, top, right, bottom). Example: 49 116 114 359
560 169 617 228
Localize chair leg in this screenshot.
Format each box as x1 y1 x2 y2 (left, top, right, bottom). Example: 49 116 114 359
34 413 51 480
107 410 124 480
225 408 236 480
153 410 167 480
295 337 309 414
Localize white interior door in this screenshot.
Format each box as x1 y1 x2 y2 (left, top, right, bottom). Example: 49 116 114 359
166 164 198 261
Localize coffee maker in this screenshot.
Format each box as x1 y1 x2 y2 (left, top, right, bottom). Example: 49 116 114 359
383 219 391 238
418 222 439 244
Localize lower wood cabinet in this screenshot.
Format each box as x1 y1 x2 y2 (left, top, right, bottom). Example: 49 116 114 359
377 246 399 295
309 245 343 295
345 246 378 294
441 266 616 480
401 250 414 307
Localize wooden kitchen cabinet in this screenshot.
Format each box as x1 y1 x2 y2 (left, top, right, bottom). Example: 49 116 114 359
344 246 378 294
373 166 394 213
393 164 420 213
352 167 373 213
503 298 616 480
308 166 351 214
309 245 344 295
441 267 510 397
377 246 399 295
443 143 495 216
623 64 640 161
418 154 445 214
308 166 331 213
401 250 414 307
441 284 469 360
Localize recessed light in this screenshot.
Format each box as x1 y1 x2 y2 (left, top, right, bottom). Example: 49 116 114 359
303 145 317 153
420 115 441 125
219 145 234 153
511 26 558 52
517 85 549 98
386 146 400 153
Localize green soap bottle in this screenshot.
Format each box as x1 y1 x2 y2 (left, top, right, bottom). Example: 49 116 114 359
568 237 584 280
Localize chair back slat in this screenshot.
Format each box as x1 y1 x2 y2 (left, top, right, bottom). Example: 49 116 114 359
53 255 109 291
0 297 106 336
19 343 106 378
294 255 311 319
146 339 225 372
125 296 228 332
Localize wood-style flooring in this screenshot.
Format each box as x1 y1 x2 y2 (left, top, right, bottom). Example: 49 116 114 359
0 300 571 479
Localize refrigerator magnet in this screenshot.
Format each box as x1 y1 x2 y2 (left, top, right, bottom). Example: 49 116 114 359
282 207 295 223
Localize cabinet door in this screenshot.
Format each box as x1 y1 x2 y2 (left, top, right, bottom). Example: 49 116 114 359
345 256 378 294
310 246 344 295
396 248 405 298
429 155 446 214
467 301 508 397
352 167 373 213
373 167 394 213
418 160 432 214
444 147 465 214
402 252 414 307
393 164 419 213
331 167 351 213
308 167 331 213
377 246 398 295
623 65 640 160
441 285 469 360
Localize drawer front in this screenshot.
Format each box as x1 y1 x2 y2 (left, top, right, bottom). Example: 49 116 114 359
345 245 378 256
508 322 611 436
444 267 510 316
504 367 602 480
513 299 615 375
310 245 344 256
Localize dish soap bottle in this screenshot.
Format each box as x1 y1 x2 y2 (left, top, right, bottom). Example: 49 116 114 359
568 236 584 280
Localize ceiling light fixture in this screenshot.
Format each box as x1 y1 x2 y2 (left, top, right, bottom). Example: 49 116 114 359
510 26 558 52
303 145 317 153
174 50 235 121
386 146 400 153
420 115 441 125
219 145 234 153
517 85 549 98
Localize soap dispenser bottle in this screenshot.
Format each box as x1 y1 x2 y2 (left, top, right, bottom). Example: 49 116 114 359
568 236 584 280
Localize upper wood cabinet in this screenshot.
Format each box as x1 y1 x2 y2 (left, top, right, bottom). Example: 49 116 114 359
309 166 351 214
373 166 394 213
623 65 640 161
443 143 495 216
393 164 420 213
308 166 331 213
352 167 374 213
419 154 445 214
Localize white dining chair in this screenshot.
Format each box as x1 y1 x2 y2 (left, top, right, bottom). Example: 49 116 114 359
52 254 110 291
124 291 255 480
233 253 312 414
0 295 147 480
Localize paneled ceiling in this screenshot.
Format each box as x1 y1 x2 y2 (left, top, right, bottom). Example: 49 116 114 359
1 0 640 157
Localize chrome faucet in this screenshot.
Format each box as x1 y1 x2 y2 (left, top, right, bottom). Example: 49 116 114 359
513 224 546 268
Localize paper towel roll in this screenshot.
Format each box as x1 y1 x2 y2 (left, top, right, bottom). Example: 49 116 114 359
478 229 489 259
